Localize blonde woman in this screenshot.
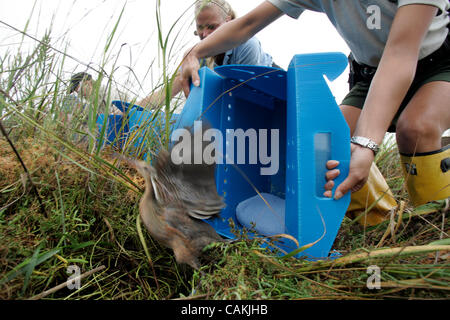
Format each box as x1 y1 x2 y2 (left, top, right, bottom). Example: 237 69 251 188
138 0 275 109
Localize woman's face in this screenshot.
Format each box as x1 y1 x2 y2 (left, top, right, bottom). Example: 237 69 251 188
195 6 229 40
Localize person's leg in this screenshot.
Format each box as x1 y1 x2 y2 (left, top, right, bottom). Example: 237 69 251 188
340 104 397 226
396 81 450 206
340 105 360 136
396 81 450 153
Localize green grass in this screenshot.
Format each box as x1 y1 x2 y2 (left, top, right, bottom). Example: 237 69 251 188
0 129 449 300
0 1 449 300
1 131 448 300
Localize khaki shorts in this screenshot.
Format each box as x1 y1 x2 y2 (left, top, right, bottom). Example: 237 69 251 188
342 41 450 132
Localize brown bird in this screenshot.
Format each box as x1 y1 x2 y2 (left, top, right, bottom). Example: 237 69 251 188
129 126 225 270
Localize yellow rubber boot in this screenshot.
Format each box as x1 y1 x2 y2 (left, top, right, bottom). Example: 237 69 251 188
346 163 398 226
400 146 450 207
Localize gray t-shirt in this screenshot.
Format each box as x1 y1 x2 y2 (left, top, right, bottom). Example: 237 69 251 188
268 0 449 66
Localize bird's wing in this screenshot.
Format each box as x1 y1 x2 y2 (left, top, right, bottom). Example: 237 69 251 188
154 125 225 220
164 207 222 247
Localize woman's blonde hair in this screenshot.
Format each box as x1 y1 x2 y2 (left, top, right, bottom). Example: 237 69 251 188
195 0 236 68
194 0 236 21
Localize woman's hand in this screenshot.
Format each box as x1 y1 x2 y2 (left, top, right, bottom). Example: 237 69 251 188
180 48 201 97
324 144 375 199
180 2 283 97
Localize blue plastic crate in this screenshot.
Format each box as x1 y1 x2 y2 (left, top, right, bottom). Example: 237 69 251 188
96 101 178 157
111 100 145 114
173 52 351 259
96 114 128 149
96 100 141 148
127 109 179 161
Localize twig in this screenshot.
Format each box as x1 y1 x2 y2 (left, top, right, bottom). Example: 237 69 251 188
27 265 106 300
376 201 405 248
0 174 27 211
171 294 208 300
0 118 47 217
103 217 116 243
333 245 450 266
434 210 446 264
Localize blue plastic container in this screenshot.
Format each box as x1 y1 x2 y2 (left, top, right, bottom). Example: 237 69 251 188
96 100 141 148
174 52 351 259
111 100 144 114
96 114 128 149
127 109 180 161
96 101 179 157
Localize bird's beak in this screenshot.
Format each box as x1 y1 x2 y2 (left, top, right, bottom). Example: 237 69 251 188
149 175 161 202
130 160 158 200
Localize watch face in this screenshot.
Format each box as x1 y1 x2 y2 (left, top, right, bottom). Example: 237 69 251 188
351 136 379 154
369 141 379 151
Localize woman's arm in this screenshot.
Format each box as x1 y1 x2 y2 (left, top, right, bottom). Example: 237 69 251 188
180 1 284 96
354 4 438 145
138 74 183 109
328 4 439 199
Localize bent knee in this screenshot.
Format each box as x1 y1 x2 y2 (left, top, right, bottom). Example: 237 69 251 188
396 111 443 153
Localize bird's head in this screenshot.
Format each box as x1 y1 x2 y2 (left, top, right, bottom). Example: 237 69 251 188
131 159 156 181
115 154 157 196
130 160 157 193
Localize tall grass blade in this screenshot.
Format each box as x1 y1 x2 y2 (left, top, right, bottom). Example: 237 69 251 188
21 242 43 295
1 248 61 286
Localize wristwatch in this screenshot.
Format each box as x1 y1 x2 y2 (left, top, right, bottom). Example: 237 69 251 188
350 136 380 155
